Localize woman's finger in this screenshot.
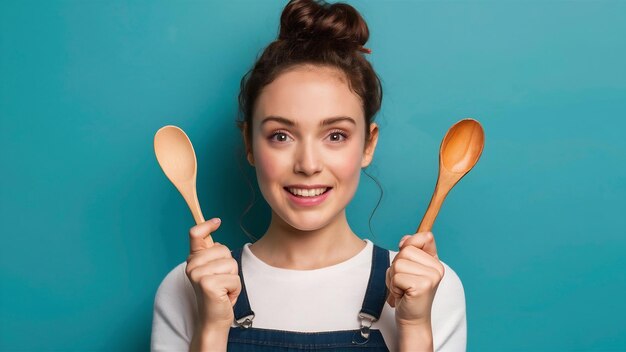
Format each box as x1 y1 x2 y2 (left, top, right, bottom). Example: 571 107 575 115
198 273 242 304
187 257 238 283
189 218 221 254
393 245 445 277
393 258 443 282
398 231 439 259
186 242 232 273
386 267 402 307
391 272 438 298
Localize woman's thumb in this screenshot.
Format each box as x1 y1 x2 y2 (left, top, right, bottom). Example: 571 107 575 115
189 218 221 253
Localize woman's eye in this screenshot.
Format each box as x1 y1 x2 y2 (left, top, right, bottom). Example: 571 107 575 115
269 131 292 143
328 131 348 143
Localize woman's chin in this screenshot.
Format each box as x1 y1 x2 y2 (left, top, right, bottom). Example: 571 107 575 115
280 214 331 232
286 220 324 232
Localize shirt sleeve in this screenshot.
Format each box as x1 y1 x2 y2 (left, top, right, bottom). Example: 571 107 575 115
151 262 197 352
432 260 467 352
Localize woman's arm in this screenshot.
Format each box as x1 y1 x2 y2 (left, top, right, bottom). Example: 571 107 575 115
189 324 230 352
398 320 434 352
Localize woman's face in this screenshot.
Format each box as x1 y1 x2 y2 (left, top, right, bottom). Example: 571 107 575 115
244 65 378 231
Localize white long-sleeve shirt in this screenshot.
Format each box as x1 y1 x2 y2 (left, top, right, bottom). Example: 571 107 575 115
151 239 467 351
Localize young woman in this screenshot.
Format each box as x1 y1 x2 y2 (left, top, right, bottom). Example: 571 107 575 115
151 0 466 351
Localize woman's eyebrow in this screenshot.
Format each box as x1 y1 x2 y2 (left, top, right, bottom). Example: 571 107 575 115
261 115 356 127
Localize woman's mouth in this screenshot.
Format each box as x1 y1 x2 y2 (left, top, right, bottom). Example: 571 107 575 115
283 187 333 207
284 187 331 197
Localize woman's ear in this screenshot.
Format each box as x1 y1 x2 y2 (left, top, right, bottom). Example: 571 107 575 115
361 122 379 168
241 121 255 167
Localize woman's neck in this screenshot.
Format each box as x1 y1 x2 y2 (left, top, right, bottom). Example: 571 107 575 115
248 210 366 270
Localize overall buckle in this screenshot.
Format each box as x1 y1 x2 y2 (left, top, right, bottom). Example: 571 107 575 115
234 314 255 329
358 312 377 339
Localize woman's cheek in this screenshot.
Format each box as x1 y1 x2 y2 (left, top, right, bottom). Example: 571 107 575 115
254 147 285 197
327 146 362 188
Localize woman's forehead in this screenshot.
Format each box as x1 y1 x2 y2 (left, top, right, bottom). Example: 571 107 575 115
253 66 364 126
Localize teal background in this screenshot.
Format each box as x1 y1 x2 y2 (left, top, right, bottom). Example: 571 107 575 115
1 0 624 350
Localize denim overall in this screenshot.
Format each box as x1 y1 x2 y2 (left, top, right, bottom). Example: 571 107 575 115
227 243 391 351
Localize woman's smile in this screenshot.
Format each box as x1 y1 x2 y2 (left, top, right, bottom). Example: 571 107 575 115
283 186 333 207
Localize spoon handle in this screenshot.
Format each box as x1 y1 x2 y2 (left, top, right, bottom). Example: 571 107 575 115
184 189 205 225
417 186 444 233
416 171 455 233
178 181 214 245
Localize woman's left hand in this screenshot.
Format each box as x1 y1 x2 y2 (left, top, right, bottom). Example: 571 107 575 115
385 231 445 326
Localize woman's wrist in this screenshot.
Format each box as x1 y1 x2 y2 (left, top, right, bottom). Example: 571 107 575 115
189 323 231 352
397 318 434 352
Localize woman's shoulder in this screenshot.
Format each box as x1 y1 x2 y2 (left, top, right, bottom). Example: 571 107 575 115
154 261 193 300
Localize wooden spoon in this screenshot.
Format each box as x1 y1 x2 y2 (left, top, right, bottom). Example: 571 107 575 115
416 118 485 233
154 125 213 245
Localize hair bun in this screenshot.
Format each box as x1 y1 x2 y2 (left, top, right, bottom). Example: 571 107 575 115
278 0 369 47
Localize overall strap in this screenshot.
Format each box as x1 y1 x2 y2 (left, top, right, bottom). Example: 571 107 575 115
230 247 255 328
357 244 390 339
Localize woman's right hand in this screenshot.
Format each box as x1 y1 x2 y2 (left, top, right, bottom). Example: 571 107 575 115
185 218 241 330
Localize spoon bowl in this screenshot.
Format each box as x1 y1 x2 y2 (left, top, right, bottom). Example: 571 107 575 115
441 119 485 174
417 118 485 233
154 125 212 244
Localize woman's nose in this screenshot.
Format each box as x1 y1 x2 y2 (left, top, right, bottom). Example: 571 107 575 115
293 140 322 175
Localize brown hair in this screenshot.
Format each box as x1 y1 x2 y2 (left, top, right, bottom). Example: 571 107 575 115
236 0 383 151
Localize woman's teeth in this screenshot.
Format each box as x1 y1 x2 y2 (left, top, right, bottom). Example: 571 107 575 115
287 187 329 197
